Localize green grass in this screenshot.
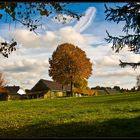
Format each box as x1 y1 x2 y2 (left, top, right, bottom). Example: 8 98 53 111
0 92 140 138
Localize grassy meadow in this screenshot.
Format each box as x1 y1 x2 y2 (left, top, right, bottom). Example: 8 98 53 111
0 92 140 138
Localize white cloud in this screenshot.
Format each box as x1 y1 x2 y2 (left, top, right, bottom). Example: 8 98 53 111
1 6 140 90
94 69 139 77
95 55 120 67
11 26 100 50
11 29 41 48
9 6 97 49
1 57 50 89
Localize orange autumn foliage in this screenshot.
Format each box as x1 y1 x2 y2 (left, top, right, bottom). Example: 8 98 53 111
49 43 93 86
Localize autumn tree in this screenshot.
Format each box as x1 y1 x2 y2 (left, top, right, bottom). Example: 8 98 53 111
73 78 89 95
49 43 92 96
105 2 140 69
74 78 88 89
0 2 81 58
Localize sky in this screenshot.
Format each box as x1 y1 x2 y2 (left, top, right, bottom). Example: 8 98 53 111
0 2 140 90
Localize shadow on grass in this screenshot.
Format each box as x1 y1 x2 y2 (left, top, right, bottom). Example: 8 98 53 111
1 116 140 138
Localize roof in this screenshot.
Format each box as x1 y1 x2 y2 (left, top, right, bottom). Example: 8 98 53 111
31 79 71 92
5 86 20 95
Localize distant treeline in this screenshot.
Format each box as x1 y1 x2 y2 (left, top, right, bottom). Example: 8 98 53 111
91 86 140 93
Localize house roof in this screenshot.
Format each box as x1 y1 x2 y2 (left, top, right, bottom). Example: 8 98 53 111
31 79 71 92
5 86 20 95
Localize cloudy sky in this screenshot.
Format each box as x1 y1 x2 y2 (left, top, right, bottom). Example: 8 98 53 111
0 2 140 90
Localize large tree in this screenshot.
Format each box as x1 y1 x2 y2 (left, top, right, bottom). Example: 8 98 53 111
48 43 92 96
105 2 140 69
0 2 81 58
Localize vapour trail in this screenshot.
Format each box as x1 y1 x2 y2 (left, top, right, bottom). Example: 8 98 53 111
74 7 96 33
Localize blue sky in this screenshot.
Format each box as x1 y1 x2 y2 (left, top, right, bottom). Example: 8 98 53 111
0 2 140 90
64 2 125 21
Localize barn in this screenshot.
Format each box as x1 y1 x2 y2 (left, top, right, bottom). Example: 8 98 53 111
0 86 23 101
27 79 71 99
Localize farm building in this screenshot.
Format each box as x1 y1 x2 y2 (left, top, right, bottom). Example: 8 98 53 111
6 86 21 100
0 86 24 101
91 87 119 96
73 87 95 96
26 79 71 99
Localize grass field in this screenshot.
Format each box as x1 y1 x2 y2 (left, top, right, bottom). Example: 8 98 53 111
0 92 140 138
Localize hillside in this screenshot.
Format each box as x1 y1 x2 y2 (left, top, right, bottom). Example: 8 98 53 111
0 92 140 137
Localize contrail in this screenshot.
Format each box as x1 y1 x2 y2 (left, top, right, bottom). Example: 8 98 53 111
74 7 96 33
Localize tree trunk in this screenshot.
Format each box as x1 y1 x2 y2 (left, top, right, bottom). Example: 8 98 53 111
70 76 73 97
